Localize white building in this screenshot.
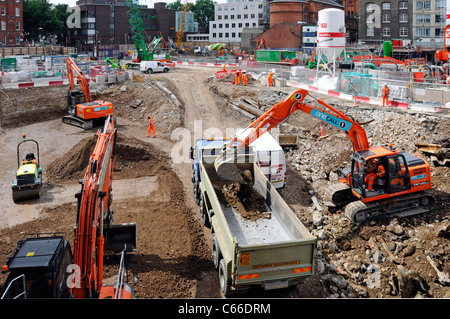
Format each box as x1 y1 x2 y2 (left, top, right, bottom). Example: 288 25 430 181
209 0 265 44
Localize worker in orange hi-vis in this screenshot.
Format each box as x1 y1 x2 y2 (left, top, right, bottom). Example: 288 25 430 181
235 70 241 85
382 83 390 107
268 71 273 86
147 115 156 138
223 64 227 72
242 71 248 86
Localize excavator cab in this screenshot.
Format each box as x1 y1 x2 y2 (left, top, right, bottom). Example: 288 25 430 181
350 152 411 199
1 233 73 299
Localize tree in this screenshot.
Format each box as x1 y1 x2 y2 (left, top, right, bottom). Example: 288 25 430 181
23 0 68 43
167 0 215 32
190 0 215 32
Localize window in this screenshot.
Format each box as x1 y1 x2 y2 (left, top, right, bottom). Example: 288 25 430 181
224 15 228 19
219 32 222 37
245 22 249 27
436 0 445 8
16 35 19 44
212 33 216 37
382 27 391 36
367 27 374 36
237 14 241 19
435 14 444 23
382 13 390 23
244 14 248 18
213 24 216 28
238 23 242 27
382 2 390 10
416 14 430 23
400 27 408 37
232 32 235 38
251 14 255 18
219 23 222 28
225 32 229 37
16 7 20 16
231 15 234 19
1 6 5 15
399 13 408 22
1 20 5 30
1 35 5 44
416 28 430 36
399 1 408 9
435 27 443 36
231 23 235 28
16 21 19 30
416 1 431 9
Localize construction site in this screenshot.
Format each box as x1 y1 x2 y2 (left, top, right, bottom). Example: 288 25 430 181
0 5 450 301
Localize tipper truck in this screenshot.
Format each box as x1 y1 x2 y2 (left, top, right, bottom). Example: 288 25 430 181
190 139 317 296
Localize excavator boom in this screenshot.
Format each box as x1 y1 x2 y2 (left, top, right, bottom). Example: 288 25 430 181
215 88 370 181
72 115 136 298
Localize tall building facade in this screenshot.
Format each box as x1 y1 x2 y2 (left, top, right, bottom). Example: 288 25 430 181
0 0 23 46
208 0 265 44
358 0 445 48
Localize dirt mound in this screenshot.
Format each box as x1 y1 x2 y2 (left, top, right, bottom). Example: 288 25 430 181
46 135 171 183
1 135 212 298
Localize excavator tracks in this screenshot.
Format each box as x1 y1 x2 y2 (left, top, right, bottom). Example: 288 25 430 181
62 115 94 130
345 192 436 224
325 183 358 206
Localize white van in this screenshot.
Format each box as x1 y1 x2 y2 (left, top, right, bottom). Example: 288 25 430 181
140 61 170 74
235 128 287 190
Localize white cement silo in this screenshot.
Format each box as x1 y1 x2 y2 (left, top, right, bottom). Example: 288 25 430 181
315 8 346 79
317 8 346 61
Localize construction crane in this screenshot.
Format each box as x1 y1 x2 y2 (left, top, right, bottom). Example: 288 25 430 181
2 116 137 299
63 56 113 130
124 0 170 67
175 1 189 49
214 88 435 224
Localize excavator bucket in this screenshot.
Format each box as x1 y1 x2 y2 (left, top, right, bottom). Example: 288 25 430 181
214 147 255 184
104 223 137 252
214 155 245 183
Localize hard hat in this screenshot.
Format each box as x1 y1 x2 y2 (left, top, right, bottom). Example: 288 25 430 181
147 115 151 119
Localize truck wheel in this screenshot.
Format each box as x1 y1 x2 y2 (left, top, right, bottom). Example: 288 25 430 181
219 259 232 297
212 236 221 269
193 180 200 205
199 197 211 228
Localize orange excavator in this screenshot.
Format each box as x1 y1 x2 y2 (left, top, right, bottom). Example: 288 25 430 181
63 56 113 130
1 115 137 299
215 88 435 224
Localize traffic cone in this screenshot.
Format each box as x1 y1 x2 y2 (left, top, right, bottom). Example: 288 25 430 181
319 124 328 138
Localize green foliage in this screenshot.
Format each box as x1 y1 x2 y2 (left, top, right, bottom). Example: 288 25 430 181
23 0 70 42
167 0 215 32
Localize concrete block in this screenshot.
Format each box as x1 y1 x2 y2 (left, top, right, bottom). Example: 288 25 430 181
95 75 106 84
117 72 128 82
107 73 117 83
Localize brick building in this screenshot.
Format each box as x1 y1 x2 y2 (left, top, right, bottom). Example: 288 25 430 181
0 0 23 46
343 0 358 43
68 0 176 55
252 0 344 50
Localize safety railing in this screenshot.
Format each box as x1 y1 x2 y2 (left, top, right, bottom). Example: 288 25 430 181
1 274 26 299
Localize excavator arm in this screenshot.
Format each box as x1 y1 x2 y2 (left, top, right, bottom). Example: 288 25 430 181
228 88 369 151
66 56 91 102
71 115 136 298
215 88 370 181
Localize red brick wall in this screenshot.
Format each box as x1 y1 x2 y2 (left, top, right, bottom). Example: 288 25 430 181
0 0 23 45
